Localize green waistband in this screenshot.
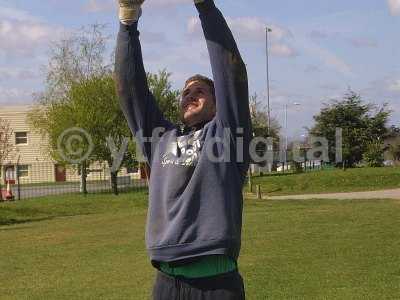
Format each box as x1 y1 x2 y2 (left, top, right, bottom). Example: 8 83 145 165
159 255 237 279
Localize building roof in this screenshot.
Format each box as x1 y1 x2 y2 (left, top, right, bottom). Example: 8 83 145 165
0 105 34 114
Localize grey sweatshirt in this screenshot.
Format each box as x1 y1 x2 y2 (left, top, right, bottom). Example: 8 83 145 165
115 0 252 264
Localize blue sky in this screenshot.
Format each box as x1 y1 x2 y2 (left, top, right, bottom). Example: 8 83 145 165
0 0 399 137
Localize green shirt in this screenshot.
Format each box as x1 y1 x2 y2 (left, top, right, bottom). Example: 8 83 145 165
159 255 237 279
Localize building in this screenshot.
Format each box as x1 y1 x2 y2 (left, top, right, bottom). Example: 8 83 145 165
0 105 141 185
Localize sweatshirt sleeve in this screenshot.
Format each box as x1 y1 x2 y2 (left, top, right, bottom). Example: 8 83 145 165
115 22 173 164
196 0 252 170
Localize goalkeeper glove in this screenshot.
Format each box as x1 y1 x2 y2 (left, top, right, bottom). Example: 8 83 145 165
118 0 145 25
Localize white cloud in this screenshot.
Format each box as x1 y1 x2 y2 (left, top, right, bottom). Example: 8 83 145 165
348 37 378 48
187 16 298 58
0 6 40 22
0 67 37 82
309 29 378 49
83 0 114 12
388 79 400 92
83 0 190 12
318 50 352 76
301 42 353 76
388 0 400 16
270 44 297 57
145 0 190 8
362 77 400 107
0 86 33 104
309 30 329 40
0 6 65 58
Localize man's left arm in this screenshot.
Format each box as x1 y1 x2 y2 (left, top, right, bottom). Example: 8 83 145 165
195 0 252 170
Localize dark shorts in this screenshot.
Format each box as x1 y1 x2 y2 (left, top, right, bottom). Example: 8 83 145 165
152 270 245 300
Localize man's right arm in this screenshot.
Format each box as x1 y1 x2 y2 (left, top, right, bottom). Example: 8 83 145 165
115 22 172 164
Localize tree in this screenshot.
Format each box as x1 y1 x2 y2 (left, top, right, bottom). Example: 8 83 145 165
385 125 400 164
147 70 181 124
0 118 14 200
33 74 139 194
387 143 400 164
248 94 281 170
310 90 391 168
29 24 182 194
249 93 280 139
0 118 13 165
43 23 109 103
363 140 385 167
28 24 129 194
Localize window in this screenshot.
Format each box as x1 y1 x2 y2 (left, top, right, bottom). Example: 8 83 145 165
15 132 28 145
4 165 16 182
17 165 29 178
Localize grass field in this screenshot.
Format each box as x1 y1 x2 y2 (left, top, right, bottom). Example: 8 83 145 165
1 192 400 299
248 166 400 196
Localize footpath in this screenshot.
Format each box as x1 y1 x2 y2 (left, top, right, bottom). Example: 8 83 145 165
249 189 400 200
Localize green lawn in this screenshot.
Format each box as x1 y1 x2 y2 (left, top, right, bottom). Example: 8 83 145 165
248 166 400 196
1 192 399 299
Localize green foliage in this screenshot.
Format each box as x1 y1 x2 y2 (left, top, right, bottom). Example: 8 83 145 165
310 90 391 167
44 24 109 101
27 24 141 182
363 141 385 167
385 126 400 163
147 70 181 124
249 93 280 139
28 74 135 169
388 143 400 162
0 118 14 165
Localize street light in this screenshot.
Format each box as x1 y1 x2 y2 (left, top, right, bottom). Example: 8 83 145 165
266 27 272 136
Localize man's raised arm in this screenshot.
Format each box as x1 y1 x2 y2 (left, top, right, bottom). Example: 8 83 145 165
115 0 172 164
195 0 252 169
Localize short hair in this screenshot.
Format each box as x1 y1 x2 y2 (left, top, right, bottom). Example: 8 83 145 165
184 74 215 101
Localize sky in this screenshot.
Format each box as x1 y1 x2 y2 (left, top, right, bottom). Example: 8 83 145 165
0 0 399 138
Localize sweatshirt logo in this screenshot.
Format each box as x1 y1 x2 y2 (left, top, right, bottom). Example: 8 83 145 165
161 129 203 167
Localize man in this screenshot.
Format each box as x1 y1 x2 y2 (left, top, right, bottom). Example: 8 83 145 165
115 0 252 299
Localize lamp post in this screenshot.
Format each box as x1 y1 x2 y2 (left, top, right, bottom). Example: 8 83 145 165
266 27 272 136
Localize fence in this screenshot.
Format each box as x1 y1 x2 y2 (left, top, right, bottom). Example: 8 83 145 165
250 148 326 174
0 161 148 201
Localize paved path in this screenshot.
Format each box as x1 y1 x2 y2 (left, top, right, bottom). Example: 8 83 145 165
254 188 400 200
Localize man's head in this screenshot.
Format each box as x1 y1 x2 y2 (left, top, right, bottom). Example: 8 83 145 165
180 74 216 127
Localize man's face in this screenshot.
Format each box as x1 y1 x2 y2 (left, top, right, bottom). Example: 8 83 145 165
180 80 216 127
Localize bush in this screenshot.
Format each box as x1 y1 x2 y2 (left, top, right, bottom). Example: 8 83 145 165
363 141 384 167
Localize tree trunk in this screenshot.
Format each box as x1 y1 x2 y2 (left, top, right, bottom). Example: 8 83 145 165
248 168 253 193
80 161 88 195
0 165 3 201
110 171 118 196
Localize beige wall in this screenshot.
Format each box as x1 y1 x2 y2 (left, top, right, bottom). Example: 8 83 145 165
0 105 50 165
0 105 140 184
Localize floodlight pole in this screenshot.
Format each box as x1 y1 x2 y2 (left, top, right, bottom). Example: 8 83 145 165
266 27 272 137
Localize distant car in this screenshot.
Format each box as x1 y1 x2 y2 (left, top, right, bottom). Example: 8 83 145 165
383 160 395 166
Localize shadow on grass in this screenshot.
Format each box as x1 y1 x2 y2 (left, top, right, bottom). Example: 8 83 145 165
0 217 55 227
0 188 149 227
94 186 148 194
